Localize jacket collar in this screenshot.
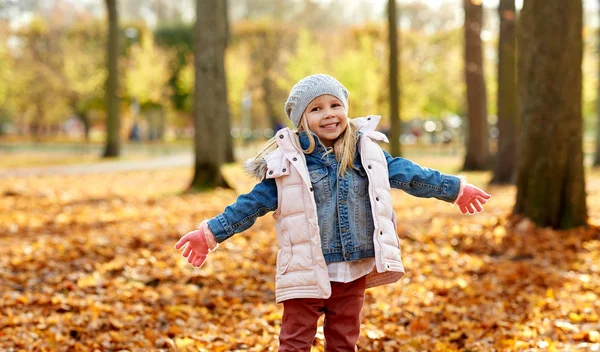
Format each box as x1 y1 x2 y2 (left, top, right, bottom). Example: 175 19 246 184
297 130 330 155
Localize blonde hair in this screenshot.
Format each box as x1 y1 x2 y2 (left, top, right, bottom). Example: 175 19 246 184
298 114 357 176
254 115 357 177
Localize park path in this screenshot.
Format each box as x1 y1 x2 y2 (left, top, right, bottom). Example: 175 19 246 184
0 153 194 178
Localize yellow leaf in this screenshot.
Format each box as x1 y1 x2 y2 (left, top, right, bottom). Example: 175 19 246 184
175 337 195 348
569 312 583 323
77 273 101 288
514 340 529 348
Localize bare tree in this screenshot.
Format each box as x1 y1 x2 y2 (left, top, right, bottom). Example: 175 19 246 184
189 0 231 190
388 0 401 156
514 0 587 229
490 0 517 184
594 0 600 166
103 0 120 157
462 0 489 170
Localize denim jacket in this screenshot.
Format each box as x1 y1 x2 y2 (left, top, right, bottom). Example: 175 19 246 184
207 130 461 263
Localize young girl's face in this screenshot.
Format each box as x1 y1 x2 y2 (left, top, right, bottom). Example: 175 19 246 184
303 95 348 147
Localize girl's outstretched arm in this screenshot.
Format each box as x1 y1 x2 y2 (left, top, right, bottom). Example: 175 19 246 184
205 177 278 243
175 177 278 267
383 151 490 213
384 150 461 202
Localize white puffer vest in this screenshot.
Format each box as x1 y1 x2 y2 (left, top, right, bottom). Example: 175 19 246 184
265 116 404 303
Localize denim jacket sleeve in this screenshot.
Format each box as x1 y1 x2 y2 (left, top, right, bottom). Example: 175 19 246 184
384 151 461 202
206 177 278 243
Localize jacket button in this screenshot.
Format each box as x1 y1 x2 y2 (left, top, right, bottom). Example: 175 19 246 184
376 197 379 201
282 168 287 172
380 231 383 235
279 134 284 139
310 187 314 192
293 157 297 161
368 165 372 169
367 117 371 121
269 170 273 175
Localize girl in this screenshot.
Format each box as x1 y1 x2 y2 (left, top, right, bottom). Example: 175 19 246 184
175 74 491 351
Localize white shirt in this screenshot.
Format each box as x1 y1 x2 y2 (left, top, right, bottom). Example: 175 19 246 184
327 257 376 283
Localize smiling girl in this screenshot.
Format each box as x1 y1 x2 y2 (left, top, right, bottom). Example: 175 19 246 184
175 74 491 351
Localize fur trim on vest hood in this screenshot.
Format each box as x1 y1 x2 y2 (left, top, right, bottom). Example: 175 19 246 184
244 156 268 180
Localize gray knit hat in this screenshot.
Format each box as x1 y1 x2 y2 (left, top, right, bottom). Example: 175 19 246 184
284 74 349 127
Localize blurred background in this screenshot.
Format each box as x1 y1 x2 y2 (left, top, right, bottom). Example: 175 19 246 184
1 0 597 166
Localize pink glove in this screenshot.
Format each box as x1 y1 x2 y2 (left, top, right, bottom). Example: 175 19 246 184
175 221 218 267
455 183 491 215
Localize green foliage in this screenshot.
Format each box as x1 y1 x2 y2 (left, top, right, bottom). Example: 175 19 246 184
176 57 194 113
124 31 173 109
226 48 251 125
233 20 296 127
8 16 70 128
278 29 325 89
333 35 381 118
0 45 9 108
154 24 193 54
63 20 106 113
401 28 465 119
154 23 194 111
4 10 600 140
582 27 597 125
0 44 11 133
121 22 147 52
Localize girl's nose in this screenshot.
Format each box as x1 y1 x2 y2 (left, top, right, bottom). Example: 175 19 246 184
323 109 335 118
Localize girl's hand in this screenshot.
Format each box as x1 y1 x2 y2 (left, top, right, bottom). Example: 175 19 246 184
456 183 491 214
175 221 218 267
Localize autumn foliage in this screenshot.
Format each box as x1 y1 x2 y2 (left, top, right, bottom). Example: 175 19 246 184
1 167 600 351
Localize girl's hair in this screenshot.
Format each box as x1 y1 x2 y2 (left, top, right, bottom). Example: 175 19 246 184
254 115 357 176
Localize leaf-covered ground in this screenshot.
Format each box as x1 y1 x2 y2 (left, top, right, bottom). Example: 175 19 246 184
1 165 600 351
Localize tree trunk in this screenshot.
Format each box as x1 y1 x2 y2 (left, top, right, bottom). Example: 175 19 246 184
490 0 518 184
594 0 600 166
514 0 587 229
78 110 91 141
103 0 120 157
222 0 234 163
189 0 232 190
262 73 280 131
463 0 489 170
388 0 401 157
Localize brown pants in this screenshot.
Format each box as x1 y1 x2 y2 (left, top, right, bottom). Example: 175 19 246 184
278 276 366 352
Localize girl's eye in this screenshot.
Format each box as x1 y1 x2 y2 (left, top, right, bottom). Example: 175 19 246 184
311 107 320 112
332 103 341 107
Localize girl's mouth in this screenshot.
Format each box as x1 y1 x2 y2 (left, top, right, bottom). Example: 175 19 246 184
322 123 339 130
